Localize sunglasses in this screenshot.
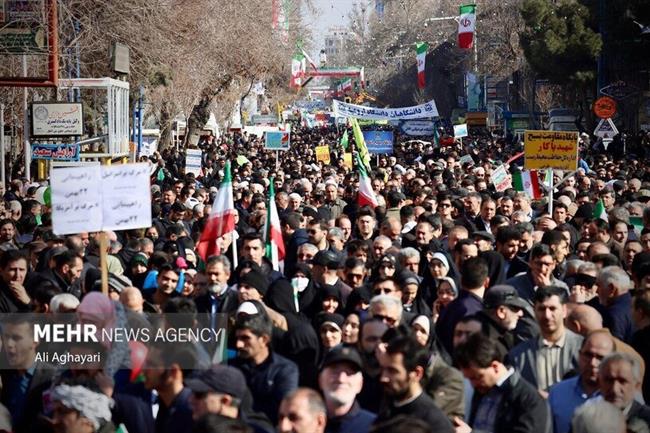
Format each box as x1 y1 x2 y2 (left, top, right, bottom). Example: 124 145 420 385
373 288 395 295
372 314 397 325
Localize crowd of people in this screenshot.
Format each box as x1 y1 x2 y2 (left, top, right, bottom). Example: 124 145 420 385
1 120 650 433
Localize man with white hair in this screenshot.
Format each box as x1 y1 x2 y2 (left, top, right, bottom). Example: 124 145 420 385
372 236 393 260
299 178 313 198
598 352 650 429
49 293 80 313
571 400 626 433
597 266 634 342
318 346 376 432
513 192 533 220
288 193 303 212
369 295 403 328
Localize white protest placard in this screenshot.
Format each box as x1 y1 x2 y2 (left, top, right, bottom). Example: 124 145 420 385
185 149 202 176
101 164 152 231
51 163 152 234
400 120 436 136
453 123 468 138
491 165 512 192
51 165 103 235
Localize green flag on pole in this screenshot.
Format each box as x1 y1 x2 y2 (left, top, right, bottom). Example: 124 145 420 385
340 130 349 151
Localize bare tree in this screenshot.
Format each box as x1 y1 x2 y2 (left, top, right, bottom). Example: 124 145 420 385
1 0 309 152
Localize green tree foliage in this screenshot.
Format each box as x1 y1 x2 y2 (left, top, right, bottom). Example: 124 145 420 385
579 0 650 78
519 0 602 84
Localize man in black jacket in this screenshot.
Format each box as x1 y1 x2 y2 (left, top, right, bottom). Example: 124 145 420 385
0 249 31 313
495 226 529 279
230 312 298 425
477 284 528 354
374 331 453 432
454 332 551 433
1 315 55 433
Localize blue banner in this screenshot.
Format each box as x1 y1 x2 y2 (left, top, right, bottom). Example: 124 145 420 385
264 131 290 150
31 143 80 161
362 131 394 154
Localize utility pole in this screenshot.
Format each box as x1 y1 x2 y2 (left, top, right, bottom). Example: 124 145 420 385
597 0 606 95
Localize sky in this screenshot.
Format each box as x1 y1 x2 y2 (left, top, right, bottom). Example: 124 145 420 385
302 0 356 56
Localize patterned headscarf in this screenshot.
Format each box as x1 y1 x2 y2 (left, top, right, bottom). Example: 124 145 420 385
51 384 113 431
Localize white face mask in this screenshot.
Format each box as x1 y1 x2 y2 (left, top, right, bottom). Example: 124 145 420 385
291 277 309 293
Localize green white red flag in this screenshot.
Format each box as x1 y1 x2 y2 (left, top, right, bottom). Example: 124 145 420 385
416 42 428 89
290 52 306 88
512 170 542 200
458 4 476 49
264 179 285 271
196 161 236 261
356 153 378 208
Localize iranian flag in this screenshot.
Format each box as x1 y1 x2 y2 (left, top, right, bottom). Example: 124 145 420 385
196 161 236 261
512 170 542 200
416 42 428 89
356 153 378 208
458 4 476 49
264 179 285 271
290 53 305 88
593 199 608 222
341 78 353 92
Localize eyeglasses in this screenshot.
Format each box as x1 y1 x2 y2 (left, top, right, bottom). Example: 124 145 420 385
372 314 397 325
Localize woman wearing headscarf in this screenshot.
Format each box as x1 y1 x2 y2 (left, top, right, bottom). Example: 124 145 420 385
367 252 402 285
420 250 461 306
432 276 458 323
341 312 361 346
50 383 115 433
265 263 318 322
77 292 131 388
398 269 432 317
316 283 343 315
408 317 464 419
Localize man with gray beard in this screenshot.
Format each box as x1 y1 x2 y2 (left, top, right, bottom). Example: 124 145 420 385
317 346 376 433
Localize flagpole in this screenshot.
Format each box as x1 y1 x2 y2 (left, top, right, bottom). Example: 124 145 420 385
231 230 238 270
547 168 553 215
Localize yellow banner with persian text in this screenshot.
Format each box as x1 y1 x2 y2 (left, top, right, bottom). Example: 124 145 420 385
315 145 331 165
343 153 353 169
524 130 579 171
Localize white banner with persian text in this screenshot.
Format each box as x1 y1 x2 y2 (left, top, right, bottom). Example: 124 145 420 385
51 163 152 235
332 99 439 120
